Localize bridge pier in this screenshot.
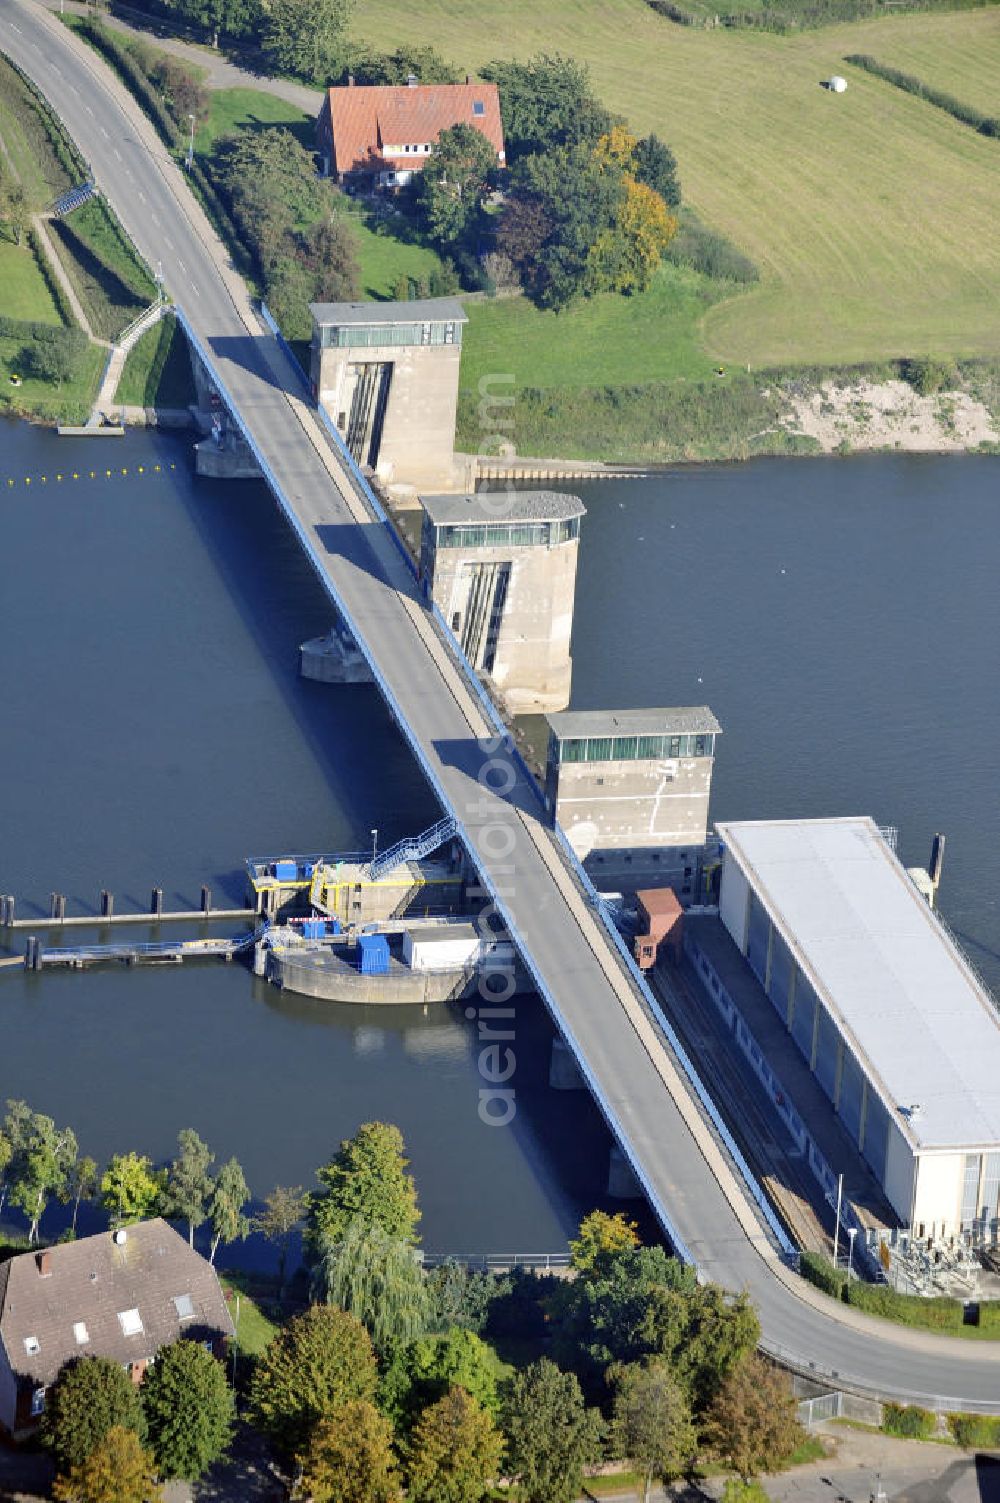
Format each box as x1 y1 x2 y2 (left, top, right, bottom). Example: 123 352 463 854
549 1036 585 1090
607 1144 642 1199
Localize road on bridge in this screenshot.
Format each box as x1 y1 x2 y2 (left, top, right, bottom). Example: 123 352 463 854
4 0 999 1409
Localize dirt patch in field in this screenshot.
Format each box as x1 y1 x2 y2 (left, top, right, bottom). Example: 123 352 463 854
782 379 998 453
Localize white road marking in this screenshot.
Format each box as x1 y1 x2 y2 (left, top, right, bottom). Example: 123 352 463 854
114 148 122 160
138 190 146 203
178 259 187 273
100 126 108 138
9 23 23 33
50 64 61 77
152 214 161 227
85 104 94 116
191 283 200 298
165 237 175 251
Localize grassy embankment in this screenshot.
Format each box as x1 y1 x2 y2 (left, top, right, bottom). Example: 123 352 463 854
0 57 105 421
349 0 1000 457
117 315 197 407
0 52 162 420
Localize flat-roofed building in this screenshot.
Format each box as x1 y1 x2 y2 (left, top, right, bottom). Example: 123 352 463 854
545 707 721 897
420 489 585 712
717 816 1000 1239
310 299 467 487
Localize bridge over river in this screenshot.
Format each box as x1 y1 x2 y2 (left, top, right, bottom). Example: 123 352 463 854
5 0 1000 1409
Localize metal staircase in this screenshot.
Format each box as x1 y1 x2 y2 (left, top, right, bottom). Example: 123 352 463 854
51 180 96 218
369 816 458 882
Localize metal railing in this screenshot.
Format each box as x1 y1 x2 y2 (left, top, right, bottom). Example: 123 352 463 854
419 1252 571 1271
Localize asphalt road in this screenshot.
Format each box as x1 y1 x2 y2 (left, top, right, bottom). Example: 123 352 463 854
5 0 1000 1409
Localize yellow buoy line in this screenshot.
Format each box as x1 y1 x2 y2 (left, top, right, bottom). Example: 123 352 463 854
4 462 177 487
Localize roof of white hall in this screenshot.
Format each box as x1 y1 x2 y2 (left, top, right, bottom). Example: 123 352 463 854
716 816 1000 1155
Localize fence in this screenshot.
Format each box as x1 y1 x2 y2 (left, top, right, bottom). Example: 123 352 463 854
797 1390 884 1427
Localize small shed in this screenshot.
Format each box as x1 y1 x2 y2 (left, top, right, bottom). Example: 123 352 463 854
828 75 847 93
403 922 479 972
634 887 684 969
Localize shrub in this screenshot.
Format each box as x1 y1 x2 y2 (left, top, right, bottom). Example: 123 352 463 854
947 1412 1000 1448
900 356 959 396
845 55 1000 136
77 19 180 148
883 1403 936 1439
666 213 758 283
845 1281 964 1332
799 1251 848 1300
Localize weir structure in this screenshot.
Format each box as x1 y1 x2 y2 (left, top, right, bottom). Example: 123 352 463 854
7 0 1000 1410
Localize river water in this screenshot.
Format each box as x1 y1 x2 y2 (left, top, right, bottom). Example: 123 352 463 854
2 422 998 1252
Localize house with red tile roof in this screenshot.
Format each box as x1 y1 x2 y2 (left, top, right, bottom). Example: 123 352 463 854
317 78 505 187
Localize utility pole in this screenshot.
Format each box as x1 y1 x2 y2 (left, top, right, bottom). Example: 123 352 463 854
186 113 195 171
848 1225 858 1282
371 828 378 867
833 1171 843 1266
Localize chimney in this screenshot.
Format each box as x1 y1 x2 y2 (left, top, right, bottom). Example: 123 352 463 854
36 1250 52 1278
406 73 418 87
466 73 472 84
347 73 354 87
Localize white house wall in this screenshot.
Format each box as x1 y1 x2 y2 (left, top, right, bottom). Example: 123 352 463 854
719 851 749 952
911 1152 963 1238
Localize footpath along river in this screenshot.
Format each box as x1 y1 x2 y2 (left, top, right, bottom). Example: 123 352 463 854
1 420 998 1251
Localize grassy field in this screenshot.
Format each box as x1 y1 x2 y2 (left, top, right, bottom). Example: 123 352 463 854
0 333 105 424
0 237 62 323
219 1273 280 1358
0 57 76 205
351 0 1000 366
117 314 196 407
848 13 1000 114
459 265 719 393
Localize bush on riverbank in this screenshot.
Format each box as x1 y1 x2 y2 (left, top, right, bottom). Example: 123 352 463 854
882 1403 937 1439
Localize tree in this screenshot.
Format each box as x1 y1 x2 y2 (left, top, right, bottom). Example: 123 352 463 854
417 124 497 250
634 133 681 209
260 0 354 85
298 1399 401 1503
0 181 29 246
23 330 89 390
142 1340 234 1480
149 55 210 128
312 1218 430 1352
302 216 360 303
4 1103 78 1243
207 1157 250 1264
588 177 677 295
703 1354 804 1480
43 1357 146 1475
569 1211 640 1273
52 1426 162 1503
721 1483 771 1503
64 1155 98 1237
500 1359 603 1503
408 1386 504 1503
100 1154 162 1228
307 1121 420 1249
425 1259 494 1335
255 1183 306 1291
381 1328 508 1430
0 1129 12 1216
499 144 624 310
610 1360 697 1503
163 1129 214 1246
346 45 461 86
247 1304 377 1458
481 55 615 162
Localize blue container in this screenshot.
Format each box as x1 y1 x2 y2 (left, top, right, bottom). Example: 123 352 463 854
358 933 390 976
327 919 341 936
274 861 297 882
302 919 324 940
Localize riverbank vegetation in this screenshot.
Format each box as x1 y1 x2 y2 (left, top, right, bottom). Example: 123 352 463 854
117 314 196 408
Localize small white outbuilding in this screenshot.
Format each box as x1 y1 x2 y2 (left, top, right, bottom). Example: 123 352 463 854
402 922 480 972
828 75 848 93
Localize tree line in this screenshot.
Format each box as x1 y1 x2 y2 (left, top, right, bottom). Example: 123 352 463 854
3 1114 806 1500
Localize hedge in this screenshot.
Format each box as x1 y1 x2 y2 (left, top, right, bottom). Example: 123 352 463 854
799 1250 848 1299
948 1412 1000 1448
75 18 180 149
845 1281 967 1331
883 1403 937 1439
845 55 1000 137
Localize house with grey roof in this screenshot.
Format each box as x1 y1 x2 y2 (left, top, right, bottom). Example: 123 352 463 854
0 1218 234 1438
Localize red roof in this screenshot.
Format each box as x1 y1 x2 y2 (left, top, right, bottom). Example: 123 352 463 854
321 81 505 177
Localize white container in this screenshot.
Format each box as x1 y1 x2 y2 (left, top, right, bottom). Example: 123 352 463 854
403 923 480 972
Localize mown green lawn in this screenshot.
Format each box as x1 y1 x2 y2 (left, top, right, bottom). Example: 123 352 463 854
352 0 1000 366
345 202 447 300
0 237 62 324
195 86 315 152
0 333 106 424
220 1273 280 1358
459 265 721 394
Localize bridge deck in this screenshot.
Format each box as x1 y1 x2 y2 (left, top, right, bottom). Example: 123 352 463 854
6 0 1000 1408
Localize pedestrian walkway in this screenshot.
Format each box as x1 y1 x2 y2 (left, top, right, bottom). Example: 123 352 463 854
88 299 168 425
31 212 101 342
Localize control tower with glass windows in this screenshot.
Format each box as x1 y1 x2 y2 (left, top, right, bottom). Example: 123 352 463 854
419 489 585 713
544 707 722 898
310 298 467 487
